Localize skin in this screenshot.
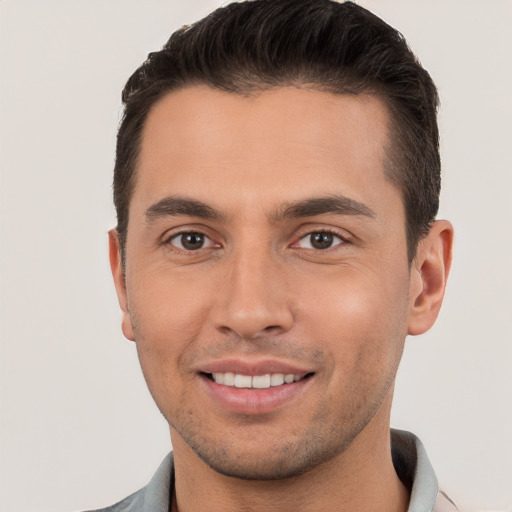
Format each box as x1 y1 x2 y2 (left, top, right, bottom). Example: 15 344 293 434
110 86 453 511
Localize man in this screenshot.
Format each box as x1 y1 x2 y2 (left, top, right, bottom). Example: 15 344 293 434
97 0 454 510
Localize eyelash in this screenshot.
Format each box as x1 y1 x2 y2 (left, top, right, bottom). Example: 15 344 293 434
294 229 349 251
165 231 218 251
163 227 350 254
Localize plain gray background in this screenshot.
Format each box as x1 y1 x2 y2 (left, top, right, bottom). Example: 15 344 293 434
0 1 511 511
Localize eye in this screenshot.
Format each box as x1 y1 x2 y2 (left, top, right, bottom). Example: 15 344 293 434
168 232 216 251
297 231 345 250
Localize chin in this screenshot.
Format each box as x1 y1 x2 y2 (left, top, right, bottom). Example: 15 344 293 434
196 448 321 481
177 424 358 482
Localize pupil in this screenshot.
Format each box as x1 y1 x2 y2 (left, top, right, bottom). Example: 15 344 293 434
182 233 204 250
311 232 333 249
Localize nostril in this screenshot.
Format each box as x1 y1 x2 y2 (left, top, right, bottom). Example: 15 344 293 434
212 302 294 340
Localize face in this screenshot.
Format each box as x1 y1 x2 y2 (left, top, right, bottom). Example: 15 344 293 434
113 86 418 479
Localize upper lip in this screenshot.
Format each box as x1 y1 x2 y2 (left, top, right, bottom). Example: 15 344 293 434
195 358 315 376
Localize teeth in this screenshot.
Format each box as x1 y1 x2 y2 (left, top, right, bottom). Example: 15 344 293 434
223 372 235 386
234 374 252 388
252 374 271 389
210 372 304 389
270 373 285 386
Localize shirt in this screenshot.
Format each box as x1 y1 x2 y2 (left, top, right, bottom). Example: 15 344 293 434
85 429 458 512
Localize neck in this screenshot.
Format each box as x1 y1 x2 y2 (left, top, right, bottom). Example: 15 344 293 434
170 397 409 512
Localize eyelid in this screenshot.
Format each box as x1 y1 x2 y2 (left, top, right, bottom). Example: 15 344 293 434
296 231 345 250
293 225 352 243
161 225 222 251
170 232 216 250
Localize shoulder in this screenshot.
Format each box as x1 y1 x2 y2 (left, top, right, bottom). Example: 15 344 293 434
82 489 144 512
82 452 174 512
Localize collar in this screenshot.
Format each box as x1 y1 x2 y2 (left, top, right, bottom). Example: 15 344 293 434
391 429 439 511
117 429 454 512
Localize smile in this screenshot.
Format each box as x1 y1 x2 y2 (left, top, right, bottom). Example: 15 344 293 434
208 372 307 389
200 369 315 415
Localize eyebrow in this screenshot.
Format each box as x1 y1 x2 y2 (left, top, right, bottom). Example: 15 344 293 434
145 196 225 223
144 194 376 224
274 195 376 221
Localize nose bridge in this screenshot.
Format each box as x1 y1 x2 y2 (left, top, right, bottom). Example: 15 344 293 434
213 238 293 339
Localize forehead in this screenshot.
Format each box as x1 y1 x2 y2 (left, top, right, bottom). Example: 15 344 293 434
134 85 395 216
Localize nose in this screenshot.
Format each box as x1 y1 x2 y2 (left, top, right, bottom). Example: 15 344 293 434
212 245 294 340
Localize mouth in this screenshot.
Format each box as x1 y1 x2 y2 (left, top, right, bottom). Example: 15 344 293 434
197 363 316 414
202 371 314 389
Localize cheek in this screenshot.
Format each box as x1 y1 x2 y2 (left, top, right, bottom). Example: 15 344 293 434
128 281 208 419
126 271 214 382
297 266 410 370
128 264 213 334
300 271 409 426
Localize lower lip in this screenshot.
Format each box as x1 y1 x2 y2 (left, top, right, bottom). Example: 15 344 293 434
200 375 313 415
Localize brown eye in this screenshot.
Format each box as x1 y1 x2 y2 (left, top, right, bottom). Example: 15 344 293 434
170 232 213 251
298 232 343 250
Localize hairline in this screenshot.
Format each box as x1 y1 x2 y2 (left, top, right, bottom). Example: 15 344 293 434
118 81 421 269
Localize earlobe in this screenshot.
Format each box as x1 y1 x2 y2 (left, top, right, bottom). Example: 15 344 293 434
108 229 135 342
407 220 454 336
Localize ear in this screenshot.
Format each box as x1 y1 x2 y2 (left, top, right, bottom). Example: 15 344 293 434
108 229 135 341
407 220 454 336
